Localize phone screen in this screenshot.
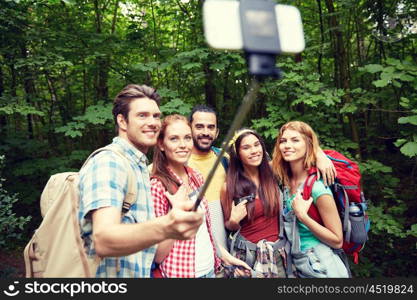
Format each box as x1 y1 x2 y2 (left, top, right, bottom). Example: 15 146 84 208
245 10 276 37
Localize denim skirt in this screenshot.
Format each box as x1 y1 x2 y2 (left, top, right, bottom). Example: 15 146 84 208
283 210 349 278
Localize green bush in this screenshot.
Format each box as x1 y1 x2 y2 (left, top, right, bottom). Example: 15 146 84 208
0 155 31 250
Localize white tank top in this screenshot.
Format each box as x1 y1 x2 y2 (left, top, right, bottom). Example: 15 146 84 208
189 189 215 277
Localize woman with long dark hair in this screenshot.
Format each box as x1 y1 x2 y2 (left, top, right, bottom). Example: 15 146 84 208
221 128 286 277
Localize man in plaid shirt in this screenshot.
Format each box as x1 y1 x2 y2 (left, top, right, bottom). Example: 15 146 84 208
79 84 203 277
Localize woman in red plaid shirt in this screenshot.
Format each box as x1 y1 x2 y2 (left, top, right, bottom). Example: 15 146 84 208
150 114 250 278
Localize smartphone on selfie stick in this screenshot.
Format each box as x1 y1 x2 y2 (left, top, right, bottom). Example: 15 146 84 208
193 0 305 211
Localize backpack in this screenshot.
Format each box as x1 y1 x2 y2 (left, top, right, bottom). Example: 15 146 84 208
227 181 294 278
211 146 229 171
302 149 370 265
23 144 137 278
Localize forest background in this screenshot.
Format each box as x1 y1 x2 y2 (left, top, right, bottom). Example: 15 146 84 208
0 0 416 277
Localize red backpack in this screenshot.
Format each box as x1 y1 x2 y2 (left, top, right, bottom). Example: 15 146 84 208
302 150 370 264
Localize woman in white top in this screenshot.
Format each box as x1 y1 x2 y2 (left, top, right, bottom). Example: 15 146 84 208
150 114 250 278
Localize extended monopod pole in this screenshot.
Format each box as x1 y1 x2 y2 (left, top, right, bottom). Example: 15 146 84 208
193 77 261 211
194 0 303 210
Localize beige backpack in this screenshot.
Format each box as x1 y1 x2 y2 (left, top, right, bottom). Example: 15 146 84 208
23 145 137 278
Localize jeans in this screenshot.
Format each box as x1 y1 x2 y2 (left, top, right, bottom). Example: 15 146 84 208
197 269 215 278
296 242 349 278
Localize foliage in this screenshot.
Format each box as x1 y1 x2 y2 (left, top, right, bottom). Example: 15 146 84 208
55 102 113 138
0 0 416 277
0 155 31 250
360 58 417 158
160 98 192 116
0 96 45 117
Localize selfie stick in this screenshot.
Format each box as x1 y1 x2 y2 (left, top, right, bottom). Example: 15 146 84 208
193 0 293 210
193 77 260 211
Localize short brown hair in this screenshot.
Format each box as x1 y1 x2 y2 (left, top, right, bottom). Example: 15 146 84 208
112 84 161 131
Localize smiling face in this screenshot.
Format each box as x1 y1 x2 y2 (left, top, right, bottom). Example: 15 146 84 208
190 111 219 153
278 129 307 163
159 120 194 168
118 97 161 153
238 133 264 168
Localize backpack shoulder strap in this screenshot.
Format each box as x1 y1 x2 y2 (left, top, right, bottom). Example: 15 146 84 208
302 168 323 225
211 146 221 155
82 144 137 212
211 146 229 171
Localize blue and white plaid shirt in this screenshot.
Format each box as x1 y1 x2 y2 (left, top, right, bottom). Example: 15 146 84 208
79 137 156 278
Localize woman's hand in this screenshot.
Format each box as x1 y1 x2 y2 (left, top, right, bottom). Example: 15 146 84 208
316 149 336 186
230 200 248 224
292 190 313 222
165 184 189 209
219 246 252 277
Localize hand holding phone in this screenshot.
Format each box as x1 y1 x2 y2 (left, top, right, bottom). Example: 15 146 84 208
233 193 255 206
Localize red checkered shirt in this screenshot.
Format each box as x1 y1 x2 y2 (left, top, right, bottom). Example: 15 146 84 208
150 166 221 277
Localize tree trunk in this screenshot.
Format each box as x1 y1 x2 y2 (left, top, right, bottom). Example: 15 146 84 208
44 72 59 145
203 61 216 109
83 61 88 114
0 63 6 130
375 0 387 61
4 53 17 97
316 0 325 79
324 0 361 158
95 57 109 102
355 12 366 66
93 0 110 102
20 45 36 139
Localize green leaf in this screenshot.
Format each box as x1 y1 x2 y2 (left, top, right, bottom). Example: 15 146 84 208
399 97 410 108
383 66 395 74
350 88 363 94
386 58 401 67
0 104 45 117
74 103 113 125
360 160 393 174
392 80 402 88
340 103 358 114
373 79 389 87
394 139 407 147
160 98 192 115
132 62 158 72
55 121 86 138
61 0 76 4
381 72 394 81
398 115 417 125
400 142 417 157
182 62 201 70
363 64 383 73
210 62 226 71
157 88 179 100
407 224 417 237
399 73 415 82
